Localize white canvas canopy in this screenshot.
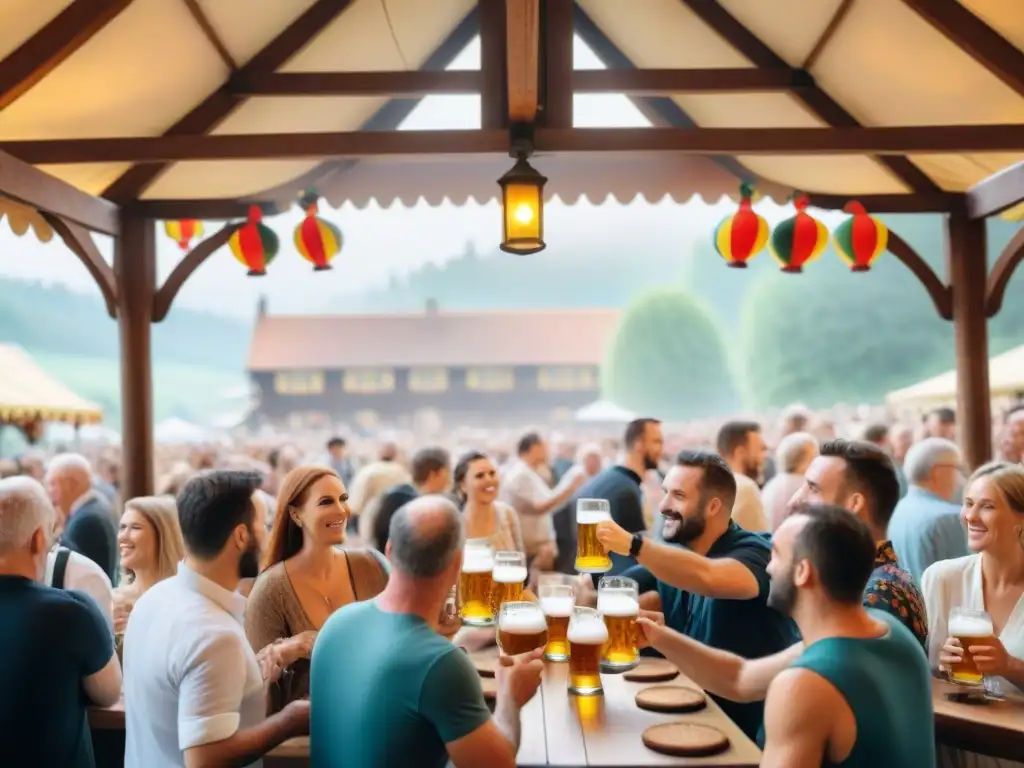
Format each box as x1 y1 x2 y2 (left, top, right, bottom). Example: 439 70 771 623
575 400 635 423
886 345 1024 409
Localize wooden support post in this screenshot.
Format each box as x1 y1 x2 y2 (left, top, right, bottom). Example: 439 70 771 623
479 0 507 130
541 0 573 128
115 213 156 499
946 211 991 470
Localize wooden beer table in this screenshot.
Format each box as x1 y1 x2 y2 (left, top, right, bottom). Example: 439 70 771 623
932 678 1024 762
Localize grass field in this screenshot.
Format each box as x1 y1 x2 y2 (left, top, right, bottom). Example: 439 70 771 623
31 352 248 427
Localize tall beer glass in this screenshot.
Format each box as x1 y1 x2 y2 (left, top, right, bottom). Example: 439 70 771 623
539 583 575 661
490 551 527 613
598 576 639 671
568 607 607 696
497 601 548 656
575 498 612 573
948 607 995 686
458 543 495 626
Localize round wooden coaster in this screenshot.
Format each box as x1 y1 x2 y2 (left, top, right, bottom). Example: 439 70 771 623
635 685 707 713
480 675 497 701
623 659 680 683
471 648 499 678
641 722 729 757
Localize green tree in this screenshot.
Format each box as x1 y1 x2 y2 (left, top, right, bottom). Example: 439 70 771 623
603 288 738 419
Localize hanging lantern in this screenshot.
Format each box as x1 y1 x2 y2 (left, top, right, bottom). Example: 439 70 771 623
769 193 829 273
228 206 279 276
832 201 888 272
163 219 204 251
293 190 342 271
498 155 547 255
713 182 769 268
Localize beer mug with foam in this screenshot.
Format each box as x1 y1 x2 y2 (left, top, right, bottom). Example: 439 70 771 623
575 498 612 573
458 542 495 627
948 607 995 686
491 551 527 613
568 606 608 696
597 576 640 671
497 601 548 656
539 583 575 661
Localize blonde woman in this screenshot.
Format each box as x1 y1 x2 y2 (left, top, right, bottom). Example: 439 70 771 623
112 496 185 644
922 461 1024 768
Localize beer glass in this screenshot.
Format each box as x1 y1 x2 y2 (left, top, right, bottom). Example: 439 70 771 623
597 576 639 671
539 583 575 661
497 601 548 656
575 498 612 573
568 607 608 696
948 607 995 686
458 543 495 626
490 551 527 613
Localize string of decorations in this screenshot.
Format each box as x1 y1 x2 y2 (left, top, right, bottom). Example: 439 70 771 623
161 189 342 276
713 186 889 273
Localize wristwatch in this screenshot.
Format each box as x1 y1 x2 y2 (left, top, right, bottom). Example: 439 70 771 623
629 532 644 559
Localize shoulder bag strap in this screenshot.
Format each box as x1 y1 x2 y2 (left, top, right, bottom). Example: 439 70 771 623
52 548 71 589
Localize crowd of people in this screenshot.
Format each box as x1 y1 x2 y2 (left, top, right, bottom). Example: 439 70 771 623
0 402 1022 767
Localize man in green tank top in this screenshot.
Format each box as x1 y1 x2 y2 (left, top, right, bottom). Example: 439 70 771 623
639 504 934 768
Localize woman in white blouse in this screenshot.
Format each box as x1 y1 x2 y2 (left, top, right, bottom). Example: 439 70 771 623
921 461 1024 768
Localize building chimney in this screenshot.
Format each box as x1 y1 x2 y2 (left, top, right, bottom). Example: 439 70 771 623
425 298 439 316
257 294 268 318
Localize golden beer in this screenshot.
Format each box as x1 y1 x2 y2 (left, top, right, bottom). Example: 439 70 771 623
597 586 639 671
539 584 575 661
490 551 527 613
458 545 495 626
497 602 548 656
948 608 995 686
568 607 607 696
575 499 612 573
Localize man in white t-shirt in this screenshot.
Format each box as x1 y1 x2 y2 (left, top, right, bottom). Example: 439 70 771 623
716 421 770 532
46 545 113 628
124 470 308 768
500 433 584 566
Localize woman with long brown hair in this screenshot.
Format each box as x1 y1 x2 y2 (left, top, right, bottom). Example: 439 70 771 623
245 465 388 710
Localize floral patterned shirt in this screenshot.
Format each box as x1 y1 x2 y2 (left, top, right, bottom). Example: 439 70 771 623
863 541 928 649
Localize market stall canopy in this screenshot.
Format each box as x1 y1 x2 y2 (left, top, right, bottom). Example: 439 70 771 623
0 0 1022 212
886 344 1024 408
0 344 103 424
575 399 635 423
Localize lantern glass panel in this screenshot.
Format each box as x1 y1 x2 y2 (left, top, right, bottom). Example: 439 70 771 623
501 181 544 254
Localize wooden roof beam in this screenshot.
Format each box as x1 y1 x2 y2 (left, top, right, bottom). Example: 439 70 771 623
901 0 1024 98
0 0 134 111
506 0 541 124
966 161 1024 221
0 150 118 235
8 125 1023 164
678 0 940 195
101 0 356 203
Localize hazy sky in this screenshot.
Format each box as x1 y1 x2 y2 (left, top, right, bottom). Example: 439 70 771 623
0 34 834 319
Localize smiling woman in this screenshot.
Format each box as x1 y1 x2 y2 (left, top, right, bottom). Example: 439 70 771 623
244 464 389 712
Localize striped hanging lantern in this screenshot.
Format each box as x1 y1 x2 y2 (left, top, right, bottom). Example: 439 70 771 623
832 201 888 272
228 206 279 276
294 190 342 271
713 182 769 268
769 193 829 273
163 219 204 250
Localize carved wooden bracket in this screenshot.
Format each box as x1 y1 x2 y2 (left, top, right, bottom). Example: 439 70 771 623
984 225 1024 317
886 229 953 320
152 223 240 322
41 211 118 318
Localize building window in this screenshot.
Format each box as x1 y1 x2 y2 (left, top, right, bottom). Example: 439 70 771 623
409 367 449 393
274 371 325 395
537 366 598 391
343 369 396 393
466 367 515 391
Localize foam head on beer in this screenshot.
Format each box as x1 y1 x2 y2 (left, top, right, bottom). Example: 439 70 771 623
498 603 548 655
492 563 528 584
462 544 494 573
568 615 609 646
948 613 993 639
596 592 639 617
540 594 575 618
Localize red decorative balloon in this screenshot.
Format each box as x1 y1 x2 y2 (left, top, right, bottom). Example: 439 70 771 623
228 206 279 276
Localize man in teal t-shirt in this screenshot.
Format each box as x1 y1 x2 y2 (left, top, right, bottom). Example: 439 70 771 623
639 503 935 768
310 495 543 768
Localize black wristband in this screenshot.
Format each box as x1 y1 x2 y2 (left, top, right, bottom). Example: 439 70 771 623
629 532 644 558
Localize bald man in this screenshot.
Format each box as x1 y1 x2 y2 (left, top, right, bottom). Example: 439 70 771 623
45 454 118 582
312 495 543 768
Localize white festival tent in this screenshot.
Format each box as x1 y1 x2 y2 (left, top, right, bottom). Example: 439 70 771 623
886 345 1024 409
